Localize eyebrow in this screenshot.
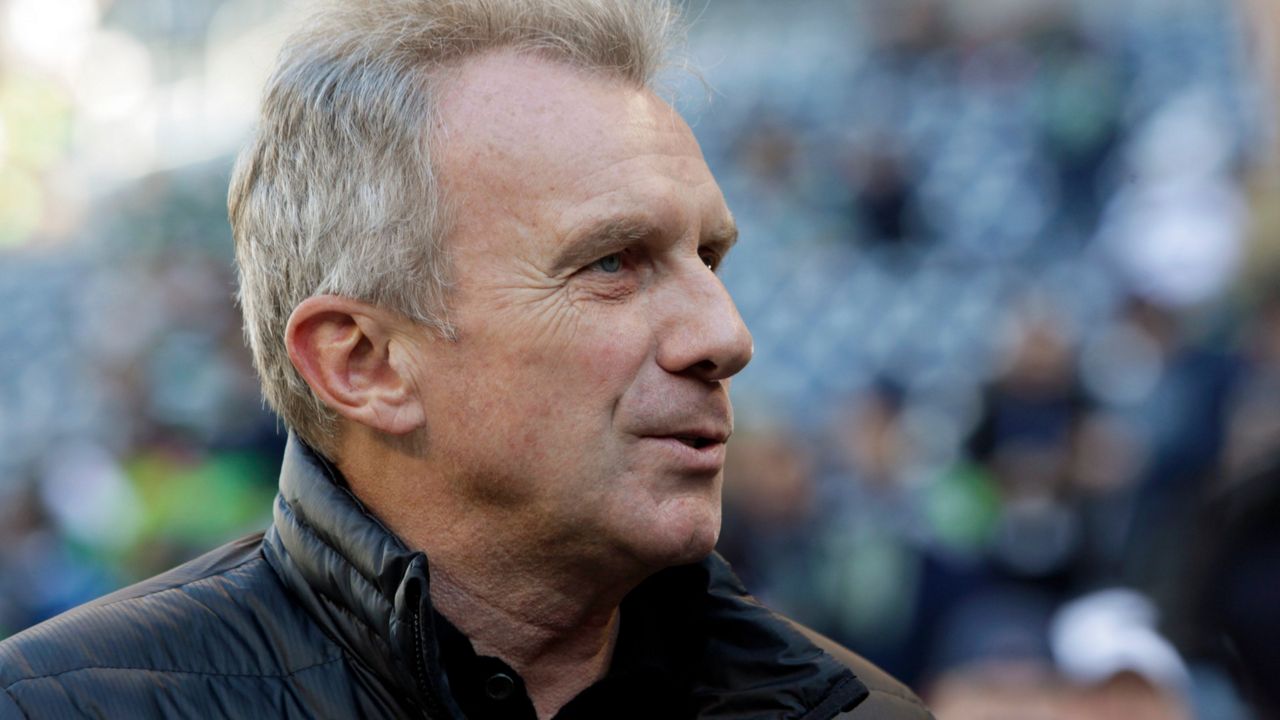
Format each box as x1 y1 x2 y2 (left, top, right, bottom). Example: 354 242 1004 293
550 217 656 276
549 216 739 276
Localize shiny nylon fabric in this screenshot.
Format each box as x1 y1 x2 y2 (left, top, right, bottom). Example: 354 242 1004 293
694 566 867 718
0 435 930 719
0 536 362 718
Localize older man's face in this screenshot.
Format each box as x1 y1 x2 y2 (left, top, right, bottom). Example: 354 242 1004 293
411 51 752 571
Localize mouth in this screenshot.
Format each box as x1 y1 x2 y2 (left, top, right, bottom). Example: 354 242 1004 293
673 435 716 450
644 433 727 474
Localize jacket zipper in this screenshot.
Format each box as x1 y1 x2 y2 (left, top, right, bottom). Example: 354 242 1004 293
412 605 449 719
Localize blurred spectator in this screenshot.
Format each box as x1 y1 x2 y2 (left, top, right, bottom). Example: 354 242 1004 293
838 139 923 248
1223 284 1280 479
926 588 1198 720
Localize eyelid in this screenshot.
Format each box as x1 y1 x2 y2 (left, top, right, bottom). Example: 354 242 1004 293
580 248 631 274
591 252 624 272
576 242 726 276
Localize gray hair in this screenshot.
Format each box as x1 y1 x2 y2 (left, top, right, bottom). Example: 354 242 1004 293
229 0 683 458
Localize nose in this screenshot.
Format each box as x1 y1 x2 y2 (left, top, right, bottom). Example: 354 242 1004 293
655 263 754 382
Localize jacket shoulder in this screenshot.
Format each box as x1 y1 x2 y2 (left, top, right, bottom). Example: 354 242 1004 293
0 534 345 718
788 621 934 720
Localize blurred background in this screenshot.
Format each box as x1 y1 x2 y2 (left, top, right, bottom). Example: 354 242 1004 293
0 0 1277 717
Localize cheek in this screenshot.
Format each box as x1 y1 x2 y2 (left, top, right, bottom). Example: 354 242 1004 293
581 331 643 383
522 310 649 390
569 326 653 422
452 309 651 442
516 325 651 458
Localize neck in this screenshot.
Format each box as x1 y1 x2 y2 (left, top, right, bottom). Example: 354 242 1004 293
337 438 645 719
430 563 623 719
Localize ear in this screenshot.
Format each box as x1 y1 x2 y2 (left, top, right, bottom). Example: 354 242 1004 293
285 295 427 435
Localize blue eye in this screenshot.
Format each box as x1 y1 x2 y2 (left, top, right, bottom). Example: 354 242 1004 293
593 253 623 273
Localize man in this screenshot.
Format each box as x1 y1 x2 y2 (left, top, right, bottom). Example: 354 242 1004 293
0 1 931 718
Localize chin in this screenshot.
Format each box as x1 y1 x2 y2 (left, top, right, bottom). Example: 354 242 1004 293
637 499 721 569
674 527 719 566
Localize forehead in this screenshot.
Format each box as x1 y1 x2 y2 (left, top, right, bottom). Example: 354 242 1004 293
435 50 689 170
433 50 728 252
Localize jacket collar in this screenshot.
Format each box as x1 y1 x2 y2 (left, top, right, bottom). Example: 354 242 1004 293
262 435 867 719
698 559 869 718
262 435 457 717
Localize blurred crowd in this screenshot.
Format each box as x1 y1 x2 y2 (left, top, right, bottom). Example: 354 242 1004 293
697 0 1278 717
2 0 1279 718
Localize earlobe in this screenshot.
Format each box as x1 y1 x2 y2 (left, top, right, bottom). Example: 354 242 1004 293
285 296 427 435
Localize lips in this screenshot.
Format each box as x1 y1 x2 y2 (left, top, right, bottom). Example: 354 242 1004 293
666 428 729 449
637 423 731 473
630 404 732 470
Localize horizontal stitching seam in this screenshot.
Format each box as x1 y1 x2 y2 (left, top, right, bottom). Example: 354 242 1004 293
86 552 264 613
260 535 398 680
2 653 345 693
2 685 31 719
314 592 395 656
262 542 386 647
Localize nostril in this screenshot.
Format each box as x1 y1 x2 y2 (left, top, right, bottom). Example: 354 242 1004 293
656 282 752 380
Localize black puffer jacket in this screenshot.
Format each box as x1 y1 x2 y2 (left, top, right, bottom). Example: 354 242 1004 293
0 437 932 719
